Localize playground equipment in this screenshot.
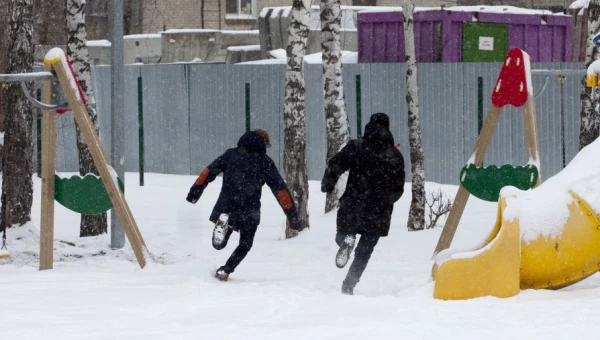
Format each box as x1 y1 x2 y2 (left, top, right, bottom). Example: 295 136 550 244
0 71 64 260
432 48 600 300
0 48 148 269
585 32 600 89
432 163 600 300
434 48 542 255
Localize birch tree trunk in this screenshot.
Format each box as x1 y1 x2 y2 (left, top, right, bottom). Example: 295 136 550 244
580 0 600 150
321 0 351 213
0 4 8 174
1 0 35 231
284 0 311 238
66 0 108 237
402 0 426 231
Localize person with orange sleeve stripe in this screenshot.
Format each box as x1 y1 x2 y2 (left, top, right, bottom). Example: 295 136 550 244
186 129 300 281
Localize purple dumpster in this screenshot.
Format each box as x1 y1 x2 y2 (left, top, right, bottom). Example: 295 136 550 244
357 7 574 63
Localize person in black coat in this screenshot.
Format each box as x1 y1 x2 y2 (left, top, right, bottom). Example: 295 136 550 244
321 113 405 295
186 129 300 281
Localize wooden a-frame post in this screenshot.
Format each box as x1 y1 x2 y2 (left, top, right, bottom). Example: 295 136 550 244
40 52 148 269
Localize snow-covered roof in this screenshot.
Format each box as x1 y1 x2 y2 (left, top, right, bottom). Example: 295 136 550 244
227 45 261 52
124 34 161 40
160 29 219 34
358 5 559 16
357 6 440 14
447 5 555 15
221 30 259 35
86 40 111 47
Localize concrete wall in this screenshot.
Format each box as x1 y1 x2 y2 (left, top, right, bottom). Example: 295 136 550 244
161 30 260 63
36 34 162 66
307 30 358 55
259 6 359 58
124 34 162 64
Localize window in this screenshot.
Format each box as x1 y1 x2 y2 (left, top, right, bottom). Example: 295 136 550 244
226 0 256 19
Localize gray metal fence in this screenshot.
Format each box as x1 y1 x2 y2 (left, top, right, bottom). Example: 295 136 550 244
44 62 585 185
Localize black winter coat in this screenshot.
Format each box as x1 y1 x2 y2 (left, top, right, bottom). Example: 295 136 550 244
191 131 298 229
321 121 405 237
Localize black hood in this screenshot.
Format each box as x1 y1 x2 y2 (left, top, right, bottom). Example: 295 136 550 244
363 113 394 148
237 131 266 152
369 112 390 129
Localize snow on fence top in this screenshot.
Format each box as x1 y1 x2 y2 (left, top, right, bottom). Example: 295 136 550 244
359 5 557 15
304 51 358 64
238 50 358 65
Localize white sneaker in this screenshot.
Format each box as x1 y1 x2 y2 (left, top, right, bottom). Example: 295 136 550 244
212 214 229 249
335 235 356 269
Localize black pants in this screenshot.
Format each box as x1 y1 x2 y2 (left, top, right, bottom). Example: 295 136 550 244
214 226 257 274
336 232 380 289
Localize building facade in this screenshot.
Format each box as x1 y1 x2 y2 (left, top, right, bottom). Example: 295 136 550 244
141 0 464 32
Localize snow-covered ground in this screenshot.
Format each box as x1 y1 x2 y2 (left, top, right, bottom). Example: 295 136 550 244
2 173 600 339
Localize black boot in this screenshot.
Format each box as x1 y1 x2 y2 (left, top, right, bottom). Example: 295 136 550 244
215 266 230 281
341 279 355 295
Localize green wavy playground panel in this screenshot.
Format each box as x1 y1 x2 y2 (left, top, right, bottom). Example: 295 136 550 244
54 175 124 215
460 163 539 202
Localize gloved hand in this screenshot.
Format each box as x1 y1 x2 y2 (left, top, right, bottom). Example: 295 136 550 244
186 184 202 204
321 178 335 193
289 218 301 231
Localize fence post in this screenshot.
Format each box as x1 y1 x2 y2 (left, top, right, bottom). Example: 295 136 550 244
138 75 144 186
559 75 565 168
356 75 362 137
245 83 251 132
477 77 483 135
110 0 126 250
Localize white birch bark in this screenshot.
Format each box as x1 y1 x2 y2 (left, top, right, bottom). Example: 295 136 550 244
321 0 351 213
402 0 426 231
1 0 34 230
66 0 107 237
580 0 600 149
284 0 311 238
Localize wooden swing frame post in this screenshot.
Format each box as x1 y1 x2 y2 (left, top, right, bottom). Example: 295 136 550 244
39 64 56 270
433 96 541 256
38 54 148 270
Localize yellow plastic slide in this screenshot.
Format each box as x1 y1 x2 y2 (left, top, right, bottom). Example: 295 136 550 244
432 192 600 300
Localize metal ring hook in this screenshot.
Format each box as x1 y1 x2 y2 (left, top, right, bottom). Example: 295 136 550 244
20 82 69 111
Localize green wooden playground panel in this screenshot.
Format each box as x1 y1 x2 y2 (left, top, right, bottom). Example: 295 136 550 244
460 164 539 202
54 174 125 215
